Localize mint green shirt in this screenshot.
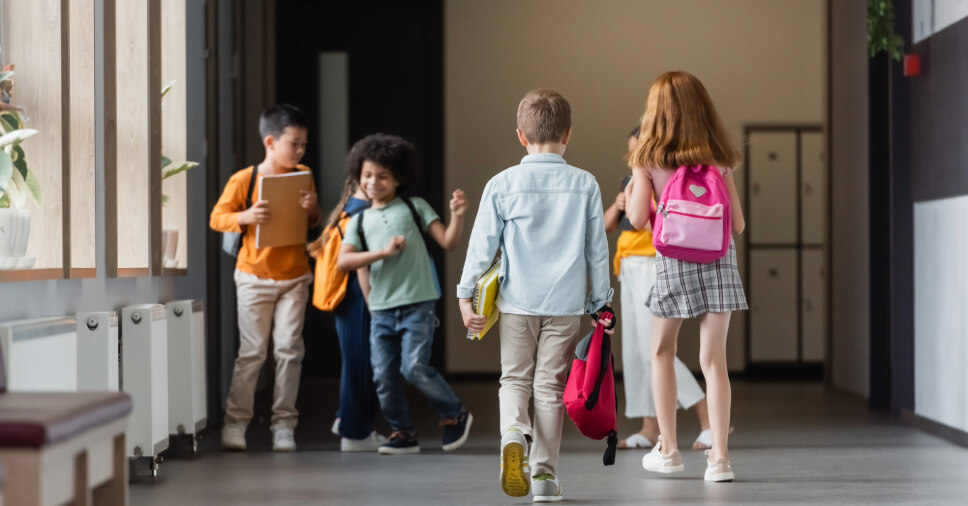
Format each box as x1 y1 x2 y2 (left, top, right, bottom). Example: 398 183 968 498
343 197 440 311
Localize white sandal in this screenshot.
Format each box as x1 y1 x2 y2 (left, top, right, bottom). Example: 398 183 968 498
693 429 713 449
618 433 653 449
693 427 735 450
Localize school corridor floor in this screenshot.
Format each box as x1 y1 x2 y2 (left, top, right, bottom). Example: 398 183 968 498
131 381 968 505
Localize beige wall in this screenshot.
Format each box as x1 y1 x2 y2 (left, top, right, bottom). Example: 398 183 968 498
443 0 826 373
829 0 870 398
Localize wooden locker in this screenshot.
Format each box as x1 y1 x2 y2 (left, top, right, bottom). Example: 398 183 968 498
749 250 798 361
801 250 825 361
801 132 825 245
749 132 798 245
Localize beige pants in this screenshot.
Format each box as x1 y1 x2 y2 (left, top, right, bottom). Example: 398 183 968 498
499 313 581 477
224 270 311 428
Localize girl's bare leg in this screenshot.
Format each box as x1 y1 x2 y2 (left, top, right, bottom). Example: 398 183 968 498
698 312 732 461
651 316 683 452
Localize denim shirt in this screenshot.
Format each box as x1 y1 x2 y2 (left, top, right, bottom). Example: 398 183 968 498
457 153 614 315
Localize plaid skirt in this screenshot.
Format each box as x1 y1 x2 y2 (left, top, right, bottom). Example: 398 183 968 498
645 240 748 319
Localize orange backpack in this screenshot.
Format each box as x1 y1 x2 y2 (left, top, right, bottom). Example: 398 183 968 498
312 212 353 311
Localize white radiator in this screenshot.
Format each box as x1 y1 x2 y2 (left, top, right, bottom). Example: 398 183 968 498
165 299 208 436
0 316 77 391
76 311 120 391
121 304 170 459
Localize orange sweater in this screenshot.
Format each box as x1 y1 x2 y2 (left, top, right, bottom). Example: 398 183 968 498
210 165 316 280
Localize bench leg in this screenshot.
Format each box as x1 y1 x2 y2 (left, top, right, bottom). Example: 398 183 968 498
0 451 40 505
92 435 127 506
74 450 91 506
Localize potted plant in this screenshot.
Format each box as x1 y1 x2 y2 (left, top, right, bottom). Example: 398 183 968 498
0 65 40 270
160 80 199 268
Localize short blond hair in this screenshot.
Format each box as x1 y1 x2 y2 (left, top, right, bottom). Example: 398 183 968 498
516 88 571 144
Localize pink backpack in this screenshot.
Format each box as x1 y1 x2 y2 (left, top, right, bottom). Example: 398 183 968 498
651 165 731 264
564 312 618 466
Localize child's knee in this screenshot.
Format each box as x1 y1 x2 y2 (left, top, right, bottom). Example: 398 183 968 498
401 362 436 384
698 347 725 371
652 338 677 359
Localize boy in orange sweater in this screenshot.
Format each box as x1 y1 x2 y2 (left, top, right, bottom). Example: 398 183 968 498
209 104 321 452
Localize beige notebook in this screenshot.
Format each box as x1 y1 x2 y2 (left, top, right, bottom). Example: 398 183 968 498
255 171 313 248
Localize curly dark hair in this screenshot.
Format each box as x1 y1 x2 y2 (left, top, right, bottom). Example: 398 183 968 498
345 133 417 194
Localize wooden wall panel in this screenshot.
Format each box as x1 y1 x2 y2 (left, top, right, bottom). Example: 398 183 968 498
161 0 189 270
114 0 151 273
70 0 97 274
0 0 64 272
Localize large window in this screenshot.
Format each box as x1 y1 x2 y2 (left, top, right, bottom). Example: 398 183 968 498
0 0 96 281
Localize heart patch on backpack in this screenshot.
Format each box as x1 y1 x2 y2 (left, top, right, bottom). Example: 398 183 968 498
689 185 707 197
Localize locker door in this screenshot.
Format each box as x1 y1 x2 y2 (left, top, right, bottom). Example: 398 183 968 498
749 133 798 245
801 132 825 245
749 250 798 361
801 250 826 361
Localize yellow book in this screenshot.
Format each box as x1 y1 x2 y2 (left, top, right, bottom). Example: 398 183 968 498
467 260 501 341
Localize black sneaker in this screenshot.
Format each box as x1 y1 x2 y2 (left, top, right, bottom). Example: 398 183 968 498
441 412 473 452
378 431 421 455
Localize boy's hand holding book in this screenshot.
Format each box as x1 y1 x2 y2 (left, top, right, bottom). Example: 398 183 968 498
238 200 270 226
298 189 321 226
459 298 487 334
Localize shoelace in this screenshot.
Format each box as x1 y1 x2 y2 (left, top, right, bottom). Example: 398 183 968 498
439 417 459 427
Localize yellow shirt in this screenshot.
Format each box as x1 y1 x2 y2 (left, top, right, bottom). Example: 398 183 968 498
613 228 656 276
210 165 316 281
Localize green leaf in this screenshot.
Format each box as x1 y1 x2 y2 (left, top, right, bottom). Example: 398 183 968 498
6 167 27 208
162 161 199 180
0 193 9 208
0 128 38 148
11 145 27 180
22 167 42 206
161 155 172 168
0 149 11 192
0 111 21 133
162 194 170 206
161 79 176 99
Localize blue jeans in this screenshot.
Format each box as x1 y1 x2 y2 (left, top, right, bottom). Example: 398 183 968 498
334 275 381 439
370 300 463 433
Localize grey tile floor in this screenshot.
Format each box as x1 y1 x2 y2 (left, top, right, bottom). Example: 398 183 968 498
131 381 968 505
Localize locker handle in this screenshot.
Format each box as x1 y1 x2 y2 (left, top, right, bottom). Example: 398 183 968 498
803 183 813 196
753 182 760 195
804 298 813 312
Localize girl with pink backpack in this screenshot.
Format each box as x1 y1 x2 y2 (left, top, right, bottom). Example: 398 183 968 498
624 71 748 482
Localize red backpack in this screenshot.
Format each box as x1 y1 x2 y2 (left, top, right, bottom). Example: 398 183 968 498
563 312 618 466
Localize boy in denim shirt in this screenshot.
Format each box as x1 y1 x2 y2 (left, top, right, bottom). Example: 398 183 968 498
458 89 613 502
338 133 473 455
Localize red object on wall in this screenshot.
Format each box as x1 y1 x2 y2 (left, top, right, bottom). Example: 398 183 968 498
904 54 921 77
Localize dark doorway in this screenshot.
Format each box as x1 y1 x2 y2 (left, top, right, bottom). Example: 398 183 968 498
274 0 445 379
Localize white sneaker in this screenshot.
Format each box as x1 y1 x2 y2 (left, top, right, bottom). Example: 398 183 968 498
531 474 563 503
500 429 530 498
641 436 684 473
704 450 735 482
341 431 387 452
221 423 247 451
331 417 340 437
271 424 296 452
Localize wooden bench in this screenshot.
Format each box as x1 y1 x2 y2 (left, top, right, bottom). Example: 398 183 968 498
0 342 132 505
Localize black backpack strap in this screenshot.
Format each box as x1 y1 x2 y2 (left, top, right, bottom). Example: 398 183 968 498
401 196 426 233
239 165 258 235
356 209 369 252
584 332 611 410
244 165 257 208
